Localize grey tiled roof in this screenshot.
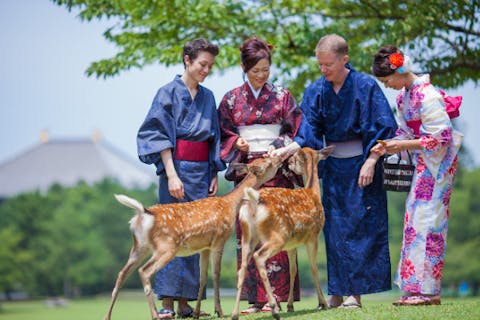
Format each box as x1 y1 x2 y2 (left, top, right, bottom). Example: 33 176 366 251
0 139 157 198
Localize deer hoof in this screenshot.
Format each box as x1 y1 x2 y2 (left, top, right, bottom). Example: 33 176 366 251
317 303 328 310
287 304 294 312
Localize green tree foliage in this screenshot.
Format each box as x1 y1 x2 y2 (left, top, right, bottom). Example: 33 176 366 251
1 169 479 296
0 179 156 297
52 0 479 97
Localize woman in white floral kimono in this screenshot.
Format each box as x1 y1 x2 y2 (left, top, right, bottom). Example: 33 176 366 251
371 45 463 306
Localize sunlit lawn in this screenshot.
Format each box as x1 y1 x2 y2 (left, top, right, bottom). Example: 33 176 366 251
0 291 479 320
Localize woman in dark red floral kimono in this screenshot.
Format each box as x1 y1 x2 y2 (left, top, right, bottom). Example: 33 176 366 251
218 37 303 314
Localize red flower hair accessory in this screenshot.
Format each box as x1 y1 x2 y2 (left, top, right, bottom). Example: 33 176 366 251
389 53 404 70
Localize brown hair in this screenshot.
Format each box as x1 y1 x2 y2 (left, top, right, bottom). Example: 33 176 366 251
182 38 219 68
372 45 403 77
240 37 273 73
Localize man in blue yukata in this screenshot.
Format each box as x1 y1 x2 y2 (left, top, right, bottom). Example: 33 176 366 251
271 34 397 309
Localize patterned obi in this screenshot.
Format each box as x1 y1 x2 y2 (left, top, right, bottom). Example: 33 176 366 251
174 139 209 161
238 124 281 152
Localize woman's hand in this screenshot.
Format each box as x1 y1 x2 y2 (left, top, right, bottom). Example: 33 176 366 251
268 142 300 161
208 175 218 197
370 140 387 156
235 137 249 152
168 174 184 200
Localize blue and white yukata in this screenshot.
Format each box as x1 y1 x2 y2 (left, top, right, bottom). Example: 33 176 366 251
137 75 226 300
295 65 398 296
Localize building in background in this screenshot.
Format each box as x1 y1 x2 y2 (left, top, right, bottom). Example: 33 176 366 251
0 130 156 200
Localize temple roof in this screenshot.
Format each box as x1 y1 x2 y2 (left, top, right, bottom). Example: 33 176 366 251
0 138 156 198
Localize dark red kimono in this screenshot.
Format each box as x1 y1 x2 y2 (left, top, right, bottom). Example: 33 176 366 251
218 82 302 304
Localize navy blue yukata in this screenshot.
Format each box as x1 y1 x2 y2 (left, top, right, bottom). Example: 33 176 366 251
295 65 398 296
137 75 226 300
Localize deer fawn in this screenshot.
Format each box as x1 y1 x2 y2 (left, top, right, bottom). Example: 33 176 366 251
232 146 334 320
104 156 283 320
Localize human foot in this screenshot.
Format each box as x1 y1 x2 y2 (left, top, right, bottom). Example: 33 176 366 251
393 295 440 306
327 295 344 308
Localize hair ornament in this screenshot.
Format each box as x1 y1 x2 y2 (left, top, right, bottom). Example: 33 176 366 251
389 53 404 70
389 52 412 74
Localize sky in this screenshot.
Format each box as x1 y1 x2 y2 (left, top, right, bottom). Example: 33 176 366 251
1 0 479 170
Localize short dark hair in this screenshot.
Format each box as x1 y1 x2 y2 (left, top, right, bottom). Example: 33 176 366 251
240 37 273 73
182 38 219 67
372 45 402 77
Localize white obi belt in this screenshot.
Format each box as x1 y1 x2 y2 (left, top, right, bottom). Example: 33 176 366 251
238 124 281 153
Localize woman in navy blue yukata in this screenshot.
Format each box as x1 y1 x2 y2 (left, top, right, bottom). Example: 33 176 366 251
136 39 226 319
271 34 398 309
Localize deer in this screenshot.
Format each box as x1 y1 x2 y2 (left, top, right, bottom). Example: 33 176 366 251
232 146 335 320
104 155 283 320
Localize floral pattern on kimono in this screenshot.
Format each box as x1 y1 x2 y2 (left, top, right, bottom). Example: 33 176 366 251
393 75 463 295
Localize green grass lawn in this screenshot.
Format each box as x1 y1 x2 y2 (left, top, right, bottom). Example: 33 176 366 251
1 292 479 320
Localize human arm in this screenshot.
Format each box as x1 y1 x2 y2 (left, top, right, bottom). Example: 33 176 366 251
137 87 176 174
160 148 184 200
217 92 249 159
208 175 218 196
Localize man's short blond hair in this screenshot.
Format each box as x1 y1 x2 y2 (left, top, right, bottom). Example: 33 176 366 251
315 34 348 57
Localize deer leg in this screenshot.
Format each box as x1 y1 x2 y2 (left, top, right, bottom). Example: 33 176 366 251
192 250 210 319
211 246 224 318
138 251 176 320
104 244 148 320
306 239 328 310
253 242 282 320
232 229 257 320
286 249 297 312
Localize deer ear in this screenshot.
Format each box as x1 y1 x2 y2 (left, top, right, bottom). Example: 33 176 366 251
319 146 335 159
296 149 307 163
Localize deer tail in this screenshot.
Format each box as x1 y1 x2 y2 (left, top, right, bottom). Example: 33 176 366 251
114 194 146 215
243 187 259 203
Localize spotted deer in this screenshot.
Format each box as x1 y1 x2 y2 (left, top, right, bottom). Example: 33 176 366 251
104 156 283 320
232 146 334 320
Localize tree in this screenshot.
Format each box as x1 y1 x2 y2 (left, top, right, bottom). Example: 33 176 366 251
52 0 479 97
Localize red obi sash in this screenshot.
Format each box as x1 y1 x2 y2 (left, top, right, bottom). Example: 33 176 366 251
174 139 209 161
406 120 422 137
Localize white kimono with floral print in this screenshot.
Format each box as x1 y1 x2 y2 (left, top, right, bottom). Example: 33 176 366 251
393 75 463 295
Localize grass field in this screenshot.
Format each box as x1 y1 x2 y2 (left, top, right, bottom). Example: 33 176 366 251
1 292 479 320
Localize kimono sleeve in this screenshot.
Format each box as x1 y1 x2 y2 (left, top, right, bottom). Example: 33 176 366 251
359 79 397 157
136 87 176 173
209 104 227 179
294 82 325 149
418 89 457 179
218 92 240 162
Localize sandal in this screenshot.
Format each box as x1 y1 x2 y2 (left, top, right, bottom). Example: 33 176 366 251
177 306 210 318
339 301 362 309
338 296 361 309
241 305 261 314
261 304 272 312
261 303 281 312
393 295 441 306
157 308 175 319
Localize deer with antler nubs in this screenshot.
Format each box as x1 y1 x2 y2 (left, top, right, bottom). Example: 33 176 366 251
104 156 283 320
232 147 334 320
